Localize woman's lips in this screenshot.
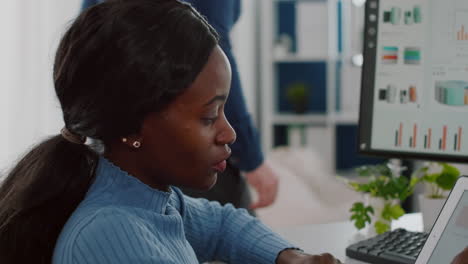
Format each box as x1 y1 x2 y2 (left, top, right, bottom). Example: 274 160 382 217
212 160 227 172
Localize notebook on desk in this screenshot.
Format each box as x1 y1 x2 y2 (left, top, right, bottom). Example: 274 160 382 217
346 176 468 264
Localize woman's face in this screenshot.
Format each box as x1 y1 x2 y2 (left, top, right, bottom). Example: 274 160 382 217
137 46 236 190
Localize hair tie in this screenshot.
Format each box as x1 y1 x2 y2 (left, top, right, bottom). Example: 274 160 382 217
60 127 86 144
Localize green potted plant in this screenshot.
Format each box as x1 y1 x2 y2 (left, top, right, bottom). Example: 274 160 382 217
285 82 309 114
345 162 417 235
411 162 460 231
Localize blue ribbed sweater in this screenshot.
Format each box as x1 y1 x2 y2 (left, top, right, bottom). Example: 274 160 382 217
52 157 294 263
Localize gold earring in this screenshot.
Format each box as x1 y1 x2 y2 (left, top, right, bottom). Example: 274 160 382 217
132 141 141 148
122 137 128 143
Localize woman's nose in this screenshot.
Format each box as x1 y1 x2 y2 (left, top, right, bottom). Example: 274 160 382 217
216 115 236 145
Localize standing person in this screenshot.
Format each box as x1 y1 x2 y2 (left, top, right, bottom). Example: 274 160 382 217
0 1 341 263
81 0 280 214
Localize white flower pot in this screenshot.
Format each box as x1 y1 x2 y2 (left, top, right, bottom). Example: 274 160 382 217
418 194 446 232
365 196 395 236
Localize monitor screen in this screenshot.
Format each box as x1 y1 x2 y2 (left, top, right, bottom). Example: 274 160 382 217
359 0 468 162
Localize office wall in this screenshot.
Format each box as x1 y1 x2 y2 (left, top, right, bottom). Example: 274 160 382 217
0 0 81 172
231 0 258 123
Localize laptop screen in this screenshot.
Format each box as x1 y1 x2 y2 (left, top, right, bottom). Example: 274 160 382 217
427 190 468 263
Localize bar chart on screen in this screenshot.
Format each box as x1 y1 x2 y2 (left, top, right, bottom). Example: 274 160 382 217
391 123 463 152
393 122 420 148
453 10 468 59
455 11 468 41
423 127 432 149
431 125 463 152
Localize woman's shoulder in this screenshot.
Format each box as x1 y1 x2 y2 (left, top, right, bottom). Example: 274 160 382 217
58 205 141 243
60 188 187 245
53 205 154 263
74 205 139 228
53 203 185 264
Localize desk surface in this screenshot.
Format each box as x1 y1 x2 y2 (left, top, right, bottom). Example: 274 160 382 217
276 213 423 264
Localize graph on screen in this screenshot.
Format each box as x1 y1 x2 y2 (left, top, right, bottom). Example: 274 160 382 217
455 12 468 41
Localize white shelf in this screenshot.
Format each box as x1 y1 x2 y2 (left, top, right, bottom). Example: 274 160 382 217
274 54 328 63
271 112 359 125
332 112 359 124
259 0 361 172
272 113 327 125
273 54 343 63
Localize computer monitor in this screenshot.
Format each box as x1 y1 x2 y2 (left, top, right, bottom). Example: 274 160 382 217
359 0 468 163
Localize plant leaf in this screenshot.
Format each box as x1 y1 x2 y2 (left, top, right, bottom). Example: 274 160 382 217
423 173 439 183
436 164 460 190
410 176 420 188
374 221 390 234
389 204 405 220
350 202 374 230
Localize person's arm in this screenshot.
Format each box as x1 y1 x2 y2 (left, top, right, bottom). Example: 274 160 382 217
174 188 341 264
81 0 102 10
174 188 294 263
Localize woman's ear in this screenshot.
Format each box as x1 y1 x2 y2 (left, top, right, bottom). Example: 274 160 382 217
121 135 143 149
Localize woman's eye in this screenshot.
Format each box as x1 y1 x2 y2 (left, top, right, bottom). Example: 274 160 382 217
202 116 218 125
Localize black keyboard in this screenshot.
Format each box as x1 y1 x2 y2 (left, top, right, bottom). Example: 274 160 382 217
346 228 429 264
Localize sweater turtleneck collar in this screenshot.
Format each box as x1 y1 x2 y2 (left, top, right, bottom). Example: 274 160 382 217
85 156 173 214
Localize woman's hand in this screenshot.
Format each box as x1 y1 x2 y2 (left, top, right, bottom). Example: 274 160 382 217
451 247 468 264
276 249 342 264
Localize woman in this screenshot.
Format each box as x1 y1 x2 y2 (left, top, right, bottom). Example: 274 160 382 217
0 0 340 263
82 0 279 216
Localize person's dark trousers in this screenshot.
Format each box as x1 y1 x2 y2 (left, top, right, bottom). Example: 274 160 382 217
180 159 256 216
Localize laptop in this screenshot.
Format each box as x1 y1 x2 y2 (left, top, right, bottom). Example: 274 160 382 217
415 176 468 263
